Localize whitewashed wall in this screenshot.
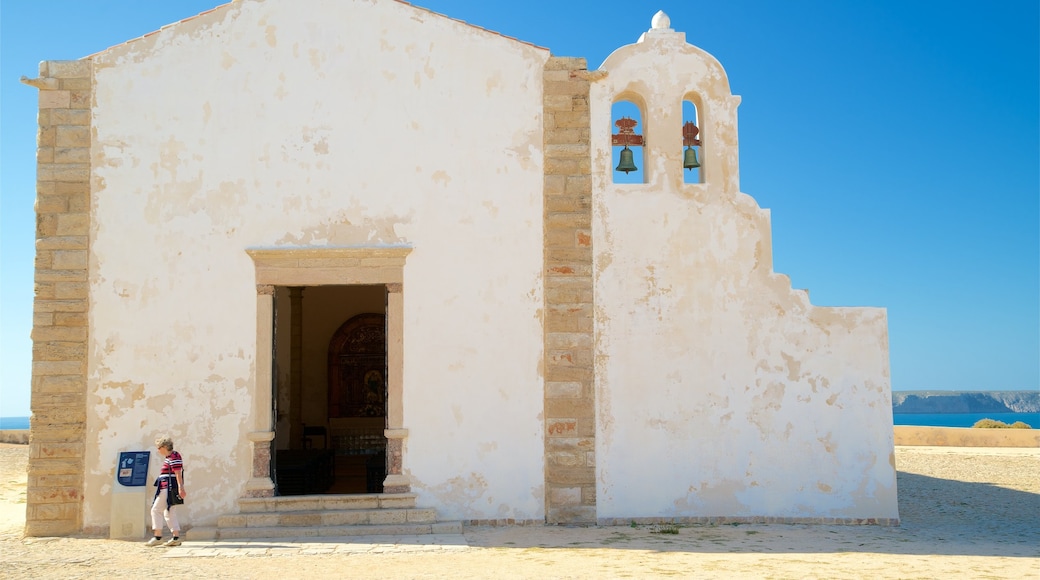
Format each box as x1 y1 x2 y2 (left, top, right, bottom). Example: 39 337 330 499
84 0 548 527
590 17 898 521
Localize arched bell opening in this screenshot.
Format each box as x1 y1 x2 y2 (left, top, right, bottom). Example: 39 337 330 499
611 99 645 184
682 99 704 184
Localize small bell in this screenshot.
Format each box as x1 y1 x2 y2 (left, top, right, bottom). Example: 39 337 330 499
616 146 637 173
683 146 700 170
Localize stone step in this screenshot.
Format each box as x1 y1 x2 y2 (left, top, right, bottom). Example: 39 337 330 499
189 493 457 543
238 493 417 513
184 526 217 540
195 520 463 541
218 508 437 528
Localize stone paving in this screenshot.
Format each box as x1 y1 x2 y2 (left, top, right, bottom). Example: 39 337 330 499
161 533 471 558
3 446 1038 579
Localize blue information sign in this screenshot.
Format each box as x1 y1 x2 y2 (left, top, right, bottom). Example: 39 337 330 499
116 451 150 487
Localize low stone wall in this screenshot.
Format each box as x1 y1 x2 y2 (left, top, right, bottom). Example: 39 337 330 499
894 426 1039 448
0 430 30 444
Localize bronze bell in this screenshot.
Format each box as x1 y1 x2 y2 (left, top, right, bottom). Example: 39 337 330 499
683 146 700 170
616 146 637 173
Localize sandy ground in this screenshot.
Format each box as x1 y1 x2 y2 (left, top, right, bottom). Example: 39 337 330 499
0 443 1037 579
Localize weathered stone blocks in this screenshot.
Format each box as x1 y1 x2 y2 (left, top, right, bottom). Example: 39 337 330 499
27 59 92 536
38 91 71 109
45 60 92 78
543 59 595 524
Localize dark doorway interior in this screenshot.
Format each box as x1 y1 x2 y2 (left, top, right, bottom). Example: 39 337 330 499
326 312 387 493
272 285 387 495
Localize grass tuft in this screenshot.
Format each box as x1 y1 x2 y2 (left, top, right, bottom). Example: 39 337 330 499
972 418 1033 429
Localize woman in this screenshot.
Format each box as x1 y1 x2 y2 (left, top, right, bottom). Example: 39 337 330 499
146 435 186 547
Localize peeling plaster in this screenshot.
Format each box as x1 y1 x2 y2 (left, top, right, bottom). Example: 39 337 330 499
417 472 489 518
431 170 451 186
591 20 896 521
84 0 550 527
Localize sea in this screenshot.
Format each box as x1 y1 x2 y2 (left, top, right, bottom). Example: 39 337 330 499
0 417 30 430
892 412 1037 428
1 413 1037 430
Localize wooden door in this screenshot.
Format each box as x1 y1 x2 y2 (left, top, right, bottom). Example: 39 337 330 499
327 313 386 419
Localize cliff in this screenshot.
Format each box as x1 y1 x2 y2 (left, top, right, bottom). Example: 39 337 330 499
892 391 1040 414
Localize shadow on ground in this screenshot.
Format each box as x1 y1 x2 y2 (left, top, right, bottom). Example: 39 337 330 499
457 472 1039 558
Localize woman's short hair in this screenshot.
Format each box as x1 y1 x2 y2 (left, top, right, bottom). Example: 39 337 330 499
155 435 174 451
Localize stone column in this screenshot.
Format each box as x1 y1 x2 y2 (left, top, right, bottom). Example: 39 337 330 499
244 284 276 498
383 282 409 493
289 287 303 448
24 59 93 536
543 57 597 524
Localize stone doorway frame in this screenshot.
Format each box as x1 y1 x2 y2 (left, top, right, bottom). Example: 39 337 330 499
245 247 412 497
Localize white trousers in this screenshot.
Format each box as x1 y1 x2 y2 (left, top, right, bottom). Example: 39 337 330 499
150 488 180 533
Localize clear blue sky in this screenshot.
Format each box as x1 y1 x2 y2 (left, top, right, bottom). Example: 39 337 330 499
1 1 1037 417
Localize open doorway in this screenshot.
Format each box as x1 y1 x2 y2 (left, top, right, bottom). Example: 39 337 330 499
272 284 387 495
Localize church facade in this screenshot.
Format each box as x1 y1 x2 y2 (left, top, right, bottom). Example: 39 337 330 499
24 0 897 536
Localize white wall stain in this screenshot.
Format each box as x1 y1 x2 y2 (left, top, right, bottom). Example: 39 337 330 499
431 170 451 186
412 472 489 519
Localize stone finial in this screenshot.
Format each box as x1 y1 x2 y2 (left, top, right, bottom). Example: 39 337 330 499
651 10 671 30
639 10 675 41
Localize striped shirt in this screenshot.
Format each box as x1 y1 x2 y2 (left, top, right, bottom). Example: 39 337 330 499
159 450 183 489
